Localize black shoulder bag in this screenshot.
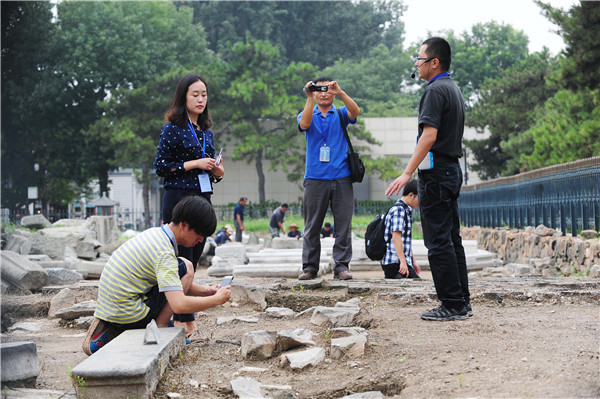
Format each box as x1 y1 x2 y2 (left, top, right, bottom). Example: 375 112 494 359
336 109 365 183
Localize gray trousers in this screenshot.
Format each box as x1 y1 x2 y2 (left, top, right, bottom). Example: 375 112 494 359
302 177 354 274
234 219 243 242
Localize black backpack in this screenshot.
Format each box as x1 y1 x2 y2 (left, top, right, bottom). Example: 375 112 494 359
364 204 401 261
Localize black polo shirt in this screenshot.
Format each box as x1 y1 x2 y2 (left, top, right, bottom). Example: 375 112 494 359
418 75 465 161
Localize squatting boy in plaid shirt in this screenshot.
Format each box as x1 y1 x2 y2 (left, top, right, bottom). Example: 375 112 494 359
382 180 421 279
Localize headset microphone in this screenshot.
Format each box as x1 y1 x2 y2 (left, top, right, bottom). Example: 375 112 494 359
410 58 431 79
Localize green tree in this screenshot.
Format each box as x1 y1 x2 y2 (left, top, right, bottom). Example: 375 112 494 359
54 1 209 196
465 51 559 178
536 1 600 91
187 0 406 69
322 44 417 117
217 35 316 202
1 1 79 214
449 22 530 105
502 89 600 171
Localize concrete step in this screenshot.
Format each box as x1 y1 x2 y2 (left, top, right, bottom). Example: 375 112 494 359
70 327 185 399
233 263 331 278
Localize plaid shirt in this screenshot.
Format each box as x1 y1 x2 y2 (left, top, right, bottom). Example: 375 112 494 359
382 199 413 267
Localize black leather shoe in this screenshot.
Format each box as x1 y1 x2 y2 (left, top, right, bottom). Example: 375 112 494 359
334 271 353 280
298 271 317 280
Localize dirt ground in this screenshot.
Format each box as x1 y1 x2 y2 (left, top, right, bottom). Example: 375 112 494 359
1 269 599 399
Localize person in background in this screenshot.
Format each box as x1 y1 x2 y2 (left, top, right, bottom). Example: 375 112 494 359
287 223 302 239
214 224 233 246
386 37 470 321
297 76 360 281
320 222 334 238
154 73 225 335
269 203 288 238
382 179 421 279
233 197 247 243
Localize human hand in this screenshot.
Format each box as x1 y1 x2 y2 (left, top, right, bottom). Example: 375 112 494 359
385 173 411 197
204 284 220 296
414 261 421 275
399 262 409 277
212 158 225 177
303 81 314 96
196 157 216 171
327 80 342 96
215 286 232 304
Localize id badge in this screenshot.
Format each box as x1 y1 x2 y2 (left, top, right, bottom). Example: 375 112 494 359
198 172 213 193
320 145 330 162
418 152 434 171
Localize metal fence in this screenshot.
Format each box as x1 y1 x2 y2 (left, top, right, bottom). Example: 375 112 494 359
459 157 600 236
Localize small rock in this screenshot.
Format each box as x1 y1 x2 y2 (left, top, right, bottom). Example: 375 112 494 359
189 379 199 388
580 230 598 239
167 393 182 398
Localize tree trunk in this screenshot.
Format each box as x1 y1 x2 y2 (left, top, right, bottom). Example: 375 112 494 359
255 148 265 203
98 167 110 197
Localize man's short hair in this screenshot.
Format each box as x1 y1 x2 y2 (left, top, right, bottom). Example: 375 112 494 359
422 37 451 71
171 196 217 237
313 76 333 84
324 222 331 228
239 197 247 202
402 180 419 197
281 203 289 208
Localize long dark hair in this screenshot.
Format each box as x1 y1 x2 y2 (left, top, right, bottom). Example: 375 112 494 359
165 73 212 130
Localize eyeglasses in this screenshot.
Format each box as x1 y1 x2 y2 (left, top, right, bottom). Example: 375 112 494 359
415 57 432 62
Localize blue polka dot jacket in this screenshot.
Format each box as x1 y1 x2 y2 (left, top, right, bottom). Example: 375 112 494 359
154 122 222 191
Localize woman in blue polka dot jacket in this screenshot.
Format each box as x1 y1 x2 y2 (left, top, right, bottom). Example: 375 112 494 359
154 73 225 336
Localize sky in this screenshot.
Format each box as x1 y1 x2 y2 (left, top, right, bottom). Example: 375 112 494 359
402 0 579 55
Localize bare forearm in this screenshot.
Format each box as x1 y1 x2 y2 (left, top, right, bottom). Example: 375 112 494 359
299 97 314 130
337 91 360 120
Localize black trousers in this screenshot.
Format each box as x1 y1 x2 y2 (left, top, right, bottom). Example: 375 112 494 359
162 188 211 322
418 161 469 310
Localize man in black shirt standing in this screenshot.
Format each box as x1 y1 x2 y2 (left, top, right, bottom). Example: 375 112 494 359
386 37 471 321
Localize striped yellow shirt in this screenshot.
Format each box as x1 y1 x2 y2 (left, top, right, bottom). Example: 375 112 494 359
94 226 182 324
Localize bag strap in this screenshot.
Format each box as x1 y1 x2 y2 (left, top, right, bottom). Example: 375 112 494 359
336 109 356 155
384 203 403 244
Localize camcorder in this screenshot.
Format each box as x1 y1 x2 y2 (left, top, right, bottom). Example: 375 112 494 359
307 83 328 92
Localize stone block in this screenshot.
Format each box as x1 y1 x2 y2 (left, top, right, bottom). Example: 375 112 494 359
4 230 32 255
46 268 83 285
215 243 247 265
54 300 96 320
48 288 76 318
241 330 277 359
86 216 119 245
0 342 40 388
271 237 303 249
70 327 185 399
1 250 48 291
20 214 52 229
279 347 326 370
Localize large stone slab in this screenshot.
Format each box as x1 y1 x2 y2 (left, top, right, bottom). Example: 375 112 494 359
86 216 119 245
71 327 185 399
0 342 40 388
4 230 32 255
20 214 52 229
1 250 48 291
28 227 99 260
46 268 83 285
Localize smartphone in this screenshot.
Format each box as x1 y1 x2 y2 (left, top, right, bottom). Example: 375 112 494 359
215 148 223 166
220 275 234 288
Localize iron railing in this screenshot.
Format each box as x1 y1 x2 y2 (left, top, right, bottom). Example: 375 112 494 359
459 157 600 236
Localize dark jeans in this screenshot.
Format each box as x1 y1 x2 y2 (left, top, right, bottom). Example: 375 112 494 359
107 259 188 331
162 188 211 322
302 177 354 275
418 161 469 310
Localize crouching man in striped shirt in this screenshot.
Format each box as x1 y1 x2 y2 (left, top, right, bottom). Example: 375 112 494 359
82 195 231 355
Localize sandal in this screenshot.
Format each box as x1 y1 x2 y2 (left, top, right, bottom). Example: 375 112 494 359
185 329 207 344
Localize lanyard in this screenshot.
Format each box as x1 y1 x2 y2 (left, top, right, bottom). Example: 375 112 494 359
317 111 330 145
187 121 206 158
428 72 450 85
161 225 178 256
